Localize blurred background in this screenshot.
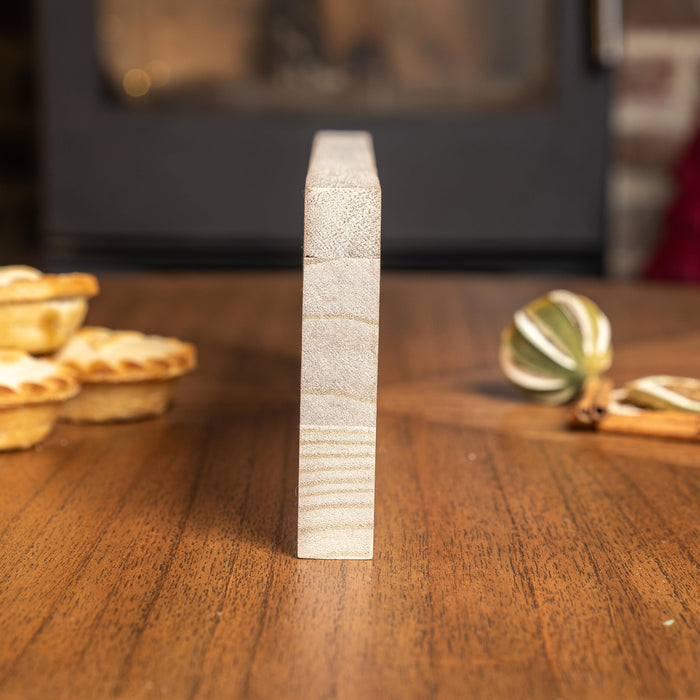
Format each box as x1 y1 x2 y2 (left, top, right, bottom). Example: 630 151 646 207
2 1 699 279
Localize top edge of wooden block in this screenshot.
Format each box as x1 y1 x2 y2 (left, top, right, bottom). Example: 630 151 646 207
305 131 380 191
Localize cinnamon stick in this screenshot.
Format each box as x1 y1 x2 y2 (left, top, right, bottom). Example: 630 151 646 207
571 376 614 426
594 377 613 420
597 409 700 441
571 378 700 440
571 392 700 441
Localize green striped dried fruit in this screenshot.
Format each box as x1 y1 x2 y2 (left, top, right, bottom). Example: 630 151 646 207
624 375 700 413
500 289 613 404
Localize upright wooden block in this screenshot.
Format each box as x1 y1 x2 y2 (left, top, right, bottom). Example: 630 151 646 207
298 131 381 560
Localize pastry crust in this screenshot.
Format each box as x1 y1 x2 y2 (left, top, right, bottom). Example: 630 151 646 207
0 266 99 303
0 404 64 451
0 266 99 353
0 349 81 450
58 379 177 423
0 297 90 355
55 327 197 383
0 349 80 406
55 327 196 423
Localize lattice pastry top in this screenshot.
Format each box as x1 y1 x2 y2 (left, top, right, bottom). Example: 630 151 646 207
55 327 197 383
0 266 99 304
0 349 80 405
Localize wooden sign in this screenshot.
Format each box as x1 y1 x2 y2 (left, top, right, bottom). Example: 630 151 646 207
298 131 381 560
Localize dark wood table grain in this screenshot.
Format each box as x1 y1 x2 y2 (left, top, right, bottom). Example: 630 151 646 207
0 272 698 699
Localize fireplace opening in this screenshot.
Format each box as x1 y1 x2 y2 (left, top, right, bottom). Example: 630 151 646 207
96 0 554 114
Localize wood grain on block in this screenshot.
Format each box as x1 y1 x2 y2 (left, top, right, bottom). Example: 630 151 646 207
299 131 381 559
301 258 380 427
304 131 381 260
298 425 376 559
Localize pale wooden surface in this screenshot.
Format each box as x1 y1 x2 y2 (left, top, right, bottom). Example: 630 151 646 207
0 272 699 700
299 132 381 559
303 131 381 259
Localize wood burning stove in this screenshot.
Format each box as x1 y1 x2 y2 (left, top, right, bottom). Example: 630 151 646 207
39 0 611 271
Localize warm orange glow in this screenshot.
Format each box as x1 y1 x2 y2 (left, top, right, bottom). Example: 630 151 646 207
98 0 552 112
146 59 171 88
96 12 122 42
123 68 150 97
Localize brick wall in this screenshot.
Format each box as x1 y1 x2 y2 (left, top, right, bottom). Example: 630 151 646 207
607 0 700 277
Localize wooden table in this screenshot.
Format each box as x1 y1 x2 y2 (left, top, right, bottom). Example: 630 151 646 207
0 273 698 699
